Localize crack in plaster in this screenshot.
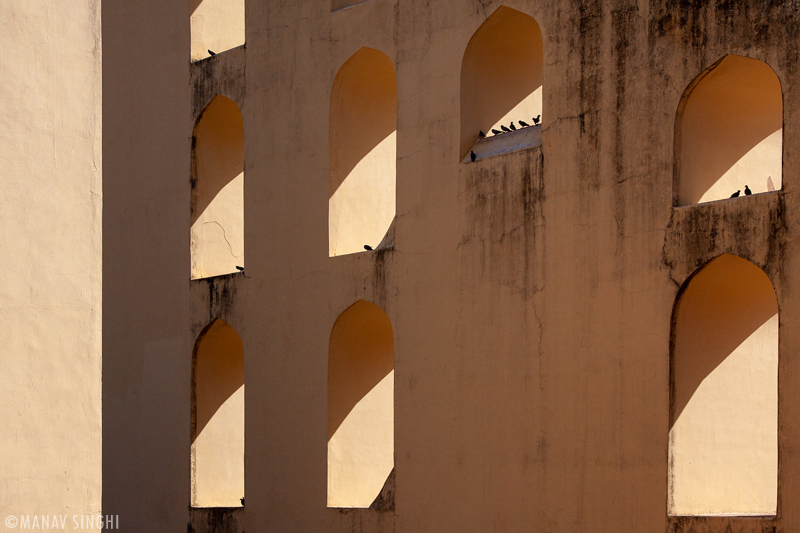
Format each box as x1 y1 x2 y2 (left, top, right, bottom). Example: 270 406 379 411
203 220 243 259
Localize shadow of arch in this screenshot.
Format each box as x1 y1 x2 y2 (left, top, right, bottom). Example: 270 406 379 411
328 300 394 508
191 319 245 507
669 253 778 515
191 94 244 279
675 55 782 205
329 47 397 257
460 5 543 159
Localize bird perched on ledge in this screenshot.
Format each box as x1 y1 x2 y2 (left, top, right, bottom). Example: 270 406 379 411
479 130 486 138
519 120 530 127
509 122 517 131
364 245 373 251
744 185 752 195
470 151 476 162
491 128 502 135
730 190 740 198
208 49 216 56
501 125 511 133
236 266 244 272
533 115 541 125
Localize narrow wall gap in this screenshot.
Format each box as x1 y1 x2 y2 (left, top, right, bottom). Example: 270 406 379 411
669 254 778 516
191 319 245 508
327 300 394 508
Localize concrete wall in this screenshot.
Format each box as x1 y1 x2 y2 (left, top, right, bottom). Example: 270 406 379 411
102 0 191 530
100 0 800 532
0 0 102 525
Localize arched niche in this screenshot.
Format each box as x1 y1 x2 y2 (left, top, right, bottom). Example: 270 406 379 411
329 47 397 257
328 300 394 508
191 319 245 508
191 0 245 61
675 55 782 205
669 254 777 516
191 95 244 280
460 6 543 158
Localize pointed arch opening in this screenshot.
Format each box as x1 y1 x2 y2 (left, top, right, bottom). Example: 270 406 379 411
328 300 394 508
191 319 245 508
329 48 397 257
460 6 543 159
191 0 245 61
675 55 783 205
669 254 778 516
191 95 244 280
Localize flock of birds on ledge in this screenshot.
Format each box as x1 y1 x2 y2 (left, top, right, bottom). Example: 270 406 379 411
470 115 541 162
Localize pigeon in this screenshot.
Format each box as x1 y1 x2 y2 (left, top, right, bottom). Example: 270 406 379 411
236 266 245 272
240 497 245 506
509 122 517 131
501 125 511 133
470 151 476 162
491 129 503 135
364 245 373 251
731 190 740 198
533 115 541 125
519 120 530 127
744 185 752 196
208 50 216 56
479 130 486 138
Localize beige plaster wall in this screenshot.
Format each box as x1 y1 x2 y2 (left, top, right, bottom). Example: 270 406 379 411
192 95 245 279
670 254 778 515
103 1 800 532
103 0 192 530
327 300 394 508
329 47 397 256
460 6 542 158
191 0 245 61
0 0 102 523
677 55 783 205
192 320 245 507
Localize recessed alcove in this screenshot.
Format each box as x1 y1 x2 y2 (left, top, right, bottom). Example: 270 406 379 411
460 6 543 160
191 0 245 61
328 300 394 508
669 254 777 516
192 319 245 508
675 55 782 206
329 48 396 257
191 94 244 280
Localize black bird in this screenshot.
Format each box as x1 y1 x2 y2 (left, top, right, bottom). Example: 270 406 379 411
208 49 216 56
470 151 476 162
501 125 511 133
364 244 373 251
240 497 245 506
491 128 503 135
519 120 530 127
236 266 245 272
731 190 741 198
533 115 541 125
744 185 752 196
509 122 517 131
479 130 486 138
